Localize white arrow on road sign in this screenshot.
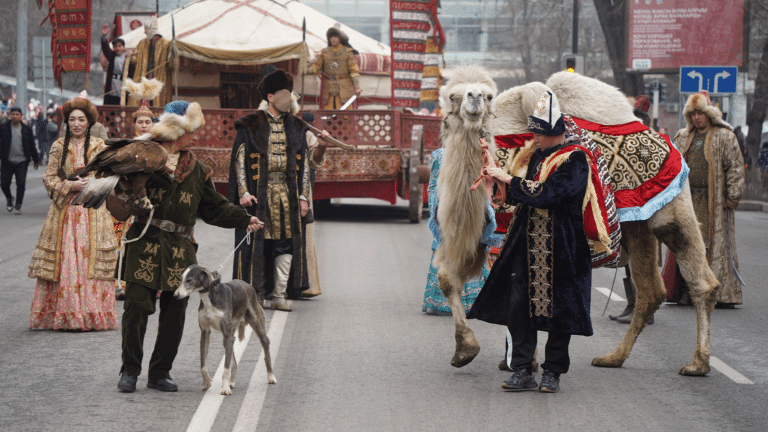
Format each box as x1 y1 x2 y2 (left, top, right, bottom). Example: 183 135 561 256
714 71 731 94
680 66 738 94
687 70 704 92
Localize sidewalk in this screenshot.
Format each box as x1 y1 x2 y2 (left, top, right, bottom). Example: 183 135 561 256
738 200 768 213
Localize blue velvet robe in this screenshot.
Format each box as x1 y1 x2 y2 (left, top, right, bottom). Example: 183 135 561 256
468 140 594 336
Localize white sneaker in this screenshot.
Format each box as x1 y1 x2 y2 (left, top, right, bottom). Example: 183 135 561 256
13 207 21 215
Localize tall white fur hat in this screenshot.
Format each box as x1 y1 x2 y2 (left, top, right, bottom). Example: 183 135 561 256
145 16 159 38
147 100 205 142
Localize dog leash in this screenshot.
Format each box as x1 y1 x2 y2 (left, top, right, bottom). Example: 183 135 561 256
215 230 251 273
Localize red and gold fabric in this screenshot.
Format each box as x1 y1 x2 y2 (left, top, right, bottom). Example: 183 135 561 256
571 117 689 222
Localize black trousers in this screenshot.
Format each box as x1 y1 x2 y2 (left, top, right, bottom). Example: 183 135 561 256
103 94 122 105
508 298 572 375
121 283 188 381
1 160 28 207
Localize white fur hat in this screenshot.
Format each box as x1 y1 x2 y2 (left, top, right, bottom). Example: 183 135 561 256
683 90 731 131
145 16 159 38
147 100 205 142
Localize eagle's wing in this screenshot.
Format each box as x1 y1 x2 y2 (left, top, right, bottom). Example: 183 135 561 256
72 140 168 209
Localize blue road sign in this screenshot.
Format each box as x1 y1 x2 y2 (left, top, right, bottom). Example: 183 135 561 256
680 66 737 95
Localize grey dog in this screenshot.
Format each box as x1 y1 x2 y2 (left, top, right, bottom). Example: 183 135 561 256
174 265 276 394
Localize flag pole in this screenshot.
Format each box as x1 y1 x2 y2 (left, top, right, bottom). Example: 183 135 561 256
301 17 306 112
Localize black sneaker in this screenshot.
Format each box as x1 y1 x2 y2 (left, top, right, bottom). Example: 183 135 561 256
6 198 12 212
501 369 537 391
147 377 178 392
539 370 560 393
117 373 137 393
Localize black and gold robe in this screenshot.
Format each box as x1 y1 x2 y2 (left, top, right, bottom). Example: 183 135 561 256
469 141 594 336
227 110 309 299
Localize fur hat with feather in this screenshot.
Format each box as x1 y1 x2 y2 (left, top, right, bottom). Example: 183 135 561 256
62 91 99 126
683 90 732 131
146 100 205 142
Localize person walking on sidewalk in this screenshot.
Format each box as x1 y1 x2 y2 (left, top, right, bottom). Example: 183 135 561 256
1 107 39 215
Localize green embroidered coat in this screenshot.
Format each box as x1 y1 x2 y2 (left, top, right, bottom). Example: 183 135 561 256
121 151 252 291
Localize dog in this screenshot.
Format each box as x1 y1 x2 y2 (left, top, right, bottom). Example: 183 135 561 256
174 265 276 395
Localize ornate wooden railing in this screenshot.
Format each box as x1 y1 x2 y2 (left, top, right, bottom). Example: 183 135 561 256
96 106 441 190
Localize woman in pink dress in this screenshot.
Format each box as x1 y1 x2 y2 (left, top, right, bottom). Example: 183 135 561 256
28 92 119 331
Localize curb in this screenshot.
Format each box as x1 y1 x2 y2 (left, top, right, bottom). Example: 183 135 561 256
738 200 768 213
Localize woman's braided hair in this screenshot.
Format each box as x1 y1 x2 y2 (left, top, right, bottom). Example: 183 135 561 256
58 114 92 179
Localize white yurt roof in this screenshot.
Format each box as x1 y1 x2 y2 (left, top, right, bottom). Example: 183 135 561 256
120 0 390 65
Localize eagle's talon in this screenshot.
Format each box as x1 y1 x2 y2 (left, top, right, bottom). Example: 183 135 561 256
133 196 153 211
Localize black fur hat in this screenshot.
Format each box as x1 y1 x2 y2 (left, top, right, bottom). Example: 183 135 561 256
258 69 294 100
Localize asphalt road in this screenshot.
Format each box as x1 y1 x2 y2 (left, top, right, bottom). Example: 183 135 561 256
1 168 767 432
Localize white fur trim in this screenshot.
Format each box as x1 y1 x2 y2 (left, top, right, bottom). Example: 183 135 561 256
546 72 637 125
150 102 205 142
123 78 164 101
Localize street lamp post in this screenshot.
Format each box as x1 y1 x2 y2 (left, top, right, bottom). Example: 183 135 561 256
16 0 28 115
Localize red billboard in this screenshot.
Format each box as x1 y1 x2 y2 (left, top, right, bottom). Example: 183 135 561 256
626 0 746 73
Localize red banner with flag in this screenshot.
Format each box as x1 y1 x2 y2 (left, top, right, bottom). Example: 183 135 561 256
389 0 444 109
47 0 92 87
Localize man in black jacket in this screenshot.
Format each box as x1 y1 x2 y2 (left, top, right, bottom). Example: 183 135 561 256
0 108 39 214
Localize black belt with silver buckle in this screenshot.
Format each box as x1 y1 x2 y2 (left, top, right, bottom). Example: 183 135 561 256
137 217 194 240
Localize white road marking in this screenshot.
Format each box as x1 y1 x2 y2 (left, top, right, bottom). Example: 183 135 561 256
185 311 288 432
232 311 288 432
597 287 754 385
710 356 754 384
595 286 626 302
187 326 254 432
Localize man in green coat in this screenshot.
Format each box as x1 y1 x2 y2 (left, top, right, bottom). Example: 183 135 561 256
110 100 263 393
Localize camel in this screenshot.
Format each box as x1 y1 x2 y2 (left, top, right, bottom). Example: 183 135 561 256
490 73 720 375
433 65 498 367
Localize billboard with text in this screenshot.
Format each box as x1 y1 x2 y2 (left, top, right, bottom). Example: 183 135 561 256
626 0 746 73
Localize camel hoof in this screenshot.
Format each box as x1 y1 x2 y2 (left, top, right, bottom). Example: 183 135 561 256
451 344 480 368
679 363 710 376
591 354 625 368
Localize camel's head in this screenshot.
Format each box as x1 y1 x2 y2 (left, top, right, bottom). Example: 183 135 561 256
440 65 497 131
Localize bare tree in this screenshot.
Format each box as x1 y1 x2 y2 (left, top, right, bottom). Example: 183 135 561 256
745 0 768 165
488 0 573 86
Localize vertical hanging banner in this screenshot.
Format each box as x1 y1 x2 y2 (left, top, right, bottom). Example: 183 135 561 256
419 0 445 112
49 0 92 87
390 0 432 108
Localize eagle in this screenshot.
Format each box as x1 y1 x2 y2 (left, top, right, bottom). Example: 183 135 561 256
70 138 168 211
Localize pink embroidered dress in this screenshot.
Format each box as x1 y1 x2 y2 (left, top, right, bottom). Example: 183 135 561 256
29 137 119 330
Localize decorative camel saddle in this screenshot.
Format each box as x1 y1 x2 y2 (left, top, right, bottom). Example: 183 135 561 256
571 117 689 223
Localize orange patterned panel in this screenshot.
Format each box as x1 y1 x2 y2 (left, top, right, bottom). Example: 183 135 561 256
316 148 402 182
